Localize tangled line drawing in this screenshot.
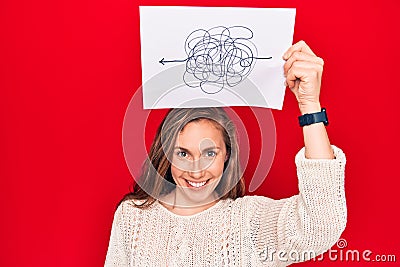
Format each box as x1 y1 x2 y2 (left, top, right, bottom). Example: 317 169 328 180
159 26 272 94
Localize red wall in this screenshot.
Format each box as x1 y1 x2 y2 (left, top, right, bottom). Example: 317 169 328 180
1 0 398 266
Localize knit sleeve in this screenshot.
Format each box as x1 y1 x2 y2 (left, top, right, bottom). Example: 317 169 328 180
104 201 132 267
247 145 347 266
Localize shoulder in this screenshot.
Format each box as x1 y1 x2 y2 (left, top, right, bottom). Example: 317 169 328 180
114 198 156 223
230 195 289 214
227 196 293 234
119 198 155 210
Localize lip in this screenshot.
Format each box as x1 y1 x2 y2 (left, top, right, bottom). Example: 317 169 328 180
184 179 210 189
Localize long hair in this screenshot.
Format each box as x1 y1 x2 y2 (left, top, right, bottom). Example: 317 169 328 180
119 107 245 208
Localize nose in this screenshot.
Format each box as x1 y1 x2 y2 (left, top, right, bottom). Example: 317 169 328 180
188 169 205 179
188 159 205 179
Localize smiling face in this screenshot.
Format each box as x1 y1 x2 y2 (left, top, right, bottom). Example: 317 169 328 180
170 119 227 206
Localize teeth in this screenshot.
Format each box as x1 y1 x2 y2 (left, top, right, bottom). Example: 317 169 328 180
187 180 207 188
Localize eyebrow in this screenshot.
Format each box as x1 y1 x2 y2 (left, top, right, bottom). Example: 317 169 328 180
174 146 221 151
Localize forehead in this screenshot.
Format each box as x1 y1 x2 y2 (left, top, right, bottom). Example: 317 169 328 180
176 120 225 148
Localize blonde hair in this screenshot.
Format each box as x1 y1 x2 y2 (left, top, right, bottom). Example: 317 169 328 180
119 107 245 208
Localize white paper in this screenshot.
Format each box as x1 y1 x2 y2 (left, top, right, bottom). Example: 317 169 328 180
139 6 296 109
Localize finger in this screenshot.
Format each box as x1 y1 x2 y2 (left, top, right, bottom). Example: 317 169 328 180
283 40 316 60
293 79 301 92
284 51 324 75
286 61 322 88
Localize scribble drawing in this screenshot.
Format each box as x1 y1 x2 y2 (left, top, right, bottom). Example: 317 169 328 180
159 26 272 94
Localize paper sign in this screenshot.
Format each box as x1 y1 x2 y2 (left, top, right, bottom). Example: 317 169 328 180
139 6 296 109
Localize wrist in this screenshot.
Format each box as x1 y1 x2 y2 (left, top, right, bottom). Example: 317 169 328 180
299 102 321 115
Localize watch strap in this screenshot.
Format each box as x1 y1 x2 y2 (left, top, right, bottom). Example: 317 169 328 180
298 108 329 127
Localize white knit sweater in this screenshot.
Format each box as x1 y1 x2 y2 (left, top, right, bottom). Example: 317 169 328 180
105 146 346 266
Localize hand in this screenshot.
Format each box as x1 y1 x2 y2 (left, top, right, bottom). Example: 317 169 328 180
283 41 324 115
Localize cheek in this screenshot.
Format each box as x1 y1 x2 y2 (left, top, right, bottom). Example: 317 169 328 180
207 157 226 175
170 164 183 180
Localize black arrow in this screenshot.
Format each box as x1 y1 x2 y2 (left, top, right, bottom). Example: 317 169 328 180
159 56 272 65
253 56 272 60
159 57 190 65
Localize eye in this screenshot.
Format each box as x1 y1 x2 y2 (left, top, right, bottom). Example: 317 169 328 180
176 151 188 158
205 150 217 157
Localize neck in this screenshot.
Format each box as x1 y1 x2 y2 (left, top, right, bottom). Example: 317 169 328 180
159 189 220 216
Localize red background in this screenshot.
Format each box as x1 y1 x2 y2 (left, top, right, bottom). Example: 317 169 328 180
1 0 399 266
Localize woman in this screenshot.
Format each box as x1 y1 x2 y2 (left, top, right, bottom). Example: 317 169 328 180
105 41 347 266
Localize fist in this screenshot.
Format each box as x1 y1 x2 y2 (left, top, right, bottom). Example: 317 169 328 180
283 40 324 114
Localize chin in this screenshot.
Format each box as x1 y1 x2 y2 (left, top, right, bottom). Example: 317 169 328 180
176 179 221 207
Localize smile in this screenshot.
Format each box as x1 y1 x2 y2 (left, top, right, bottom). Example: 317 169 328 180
185 179 209 188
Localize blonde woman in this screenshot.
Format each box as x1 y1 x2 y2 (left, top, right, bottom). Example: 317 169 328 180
105 41 347 266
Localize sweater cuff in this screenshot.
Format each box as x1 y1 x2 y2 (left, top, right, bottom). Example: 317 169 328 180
295 145 346 168
294 145 346 204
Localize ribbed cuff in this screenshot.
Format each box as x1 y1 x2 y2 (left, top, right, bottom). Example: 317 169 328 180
295 145 346 202
295 145 346 169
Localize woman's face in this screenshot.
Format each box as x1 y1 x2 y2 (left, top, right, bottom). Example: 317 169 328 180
170 119 227 206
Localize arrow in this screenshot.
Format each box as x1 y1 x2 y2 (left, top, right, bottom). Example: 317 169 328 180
239 56 273 67
159 56 272 66
159 57 190 65
253 56 272 60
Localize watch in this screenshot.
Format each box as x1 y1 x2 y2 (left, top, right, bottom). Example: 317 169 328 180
298 108 329 127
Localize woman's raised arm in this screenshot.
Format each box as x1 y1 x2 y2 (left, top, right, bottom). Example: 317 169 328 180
283 40 334 159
